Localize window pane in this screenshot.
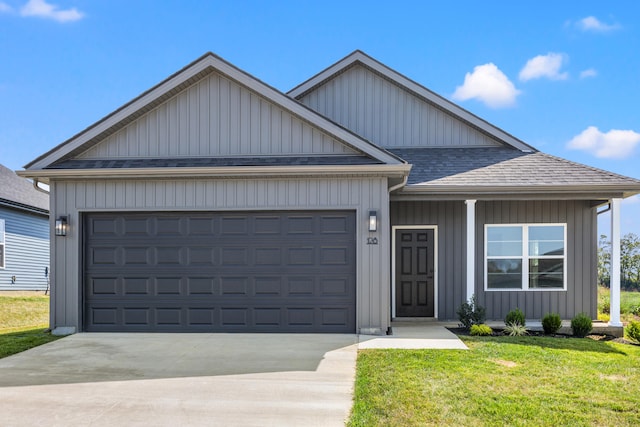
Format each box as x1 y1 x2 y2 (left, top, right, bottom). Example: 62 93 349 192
488 241 522 257
528 225 564 256
487 226 522 256
0 245 4 268
529 226 563 241
529 241 564 256
0 219 4 244
487 259 522 289
529 258 564 288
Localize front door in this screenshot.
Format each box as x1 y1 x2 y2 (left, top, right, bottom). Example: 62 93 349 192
395 229 435 317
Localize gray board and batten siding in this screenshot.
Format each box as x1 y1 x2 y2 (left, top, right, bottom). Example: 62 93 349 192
76 70 358 160
296 63 504 149
51 177 391 334
0 206 49 291
390 200 597 320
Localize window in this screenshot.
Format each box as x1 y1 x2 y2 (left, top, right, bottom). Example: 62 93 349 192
0 219 4 269
485 224 566 291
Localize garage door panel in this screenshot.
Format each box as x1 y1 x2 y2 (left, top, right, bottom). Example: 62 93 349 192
84 211 355 332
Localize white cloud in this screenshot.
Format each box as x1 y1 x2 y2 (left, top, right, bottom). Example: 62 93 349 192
519 53 569 81
0 2 12 13
452 63 520 109
578 16 620 32
579 68 598 79
20 0 83 22
567 126 640 159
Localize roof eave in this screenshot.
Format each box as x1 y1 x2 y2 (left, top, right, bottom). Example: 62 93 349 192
18 164 412 182
393 184 640 200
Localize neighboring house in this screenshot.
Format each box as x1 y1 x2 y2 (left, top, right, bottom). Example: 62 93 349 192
0 164 49 291
19 51 640 335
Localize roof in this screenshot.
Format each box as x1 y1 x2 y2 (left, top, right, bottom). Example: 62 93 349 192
288 50 536 153
0 164 49 214
48 155 382 169
22 52 406 174
390 147 640 198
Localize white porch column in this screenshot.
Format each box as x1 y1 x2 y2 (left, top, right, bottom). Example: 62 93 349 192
465 200 477 300
609 198 623 327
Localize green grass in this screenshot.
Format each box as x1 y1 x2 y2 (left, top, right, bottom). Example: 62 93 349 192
598 286 640 322
349 336 640 426
0 295 60 358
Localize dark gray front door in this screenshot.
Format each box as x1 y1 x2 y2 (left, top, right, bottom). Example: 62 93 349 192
83 211 356 333
395 229 435 317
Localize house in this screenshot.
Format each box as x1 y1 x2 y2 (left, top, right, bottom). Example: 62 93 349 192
19 51 640 335
0 164 49 291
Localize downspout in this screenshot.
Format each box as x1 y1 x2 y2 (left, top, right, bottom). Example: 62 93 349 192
388 175 408 193
32 178 50 194
597 203 611 216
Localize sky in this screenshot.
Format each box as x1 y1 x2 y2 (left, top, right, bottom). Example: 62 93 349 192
1 0 639 237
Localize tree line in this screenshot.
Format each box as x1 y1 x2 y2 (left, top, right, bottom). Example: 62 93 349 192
598 233 640 291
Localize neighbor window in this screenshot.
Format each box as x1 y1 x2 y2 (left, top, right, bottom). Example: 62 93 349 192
0 219 4 269
485 224 566 290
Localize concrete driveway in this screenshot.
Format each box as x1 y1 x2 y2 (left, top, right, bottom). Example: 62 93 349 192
0 333 358 427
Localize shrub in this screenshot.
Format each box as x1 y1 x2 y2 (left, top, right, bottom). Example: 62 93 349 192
541 313 562 335
470 324 493 336
625 320 640 343
571 313 593 338
505 308 525 327
599 295 610 314
504 322 528 336
457 295 486 330
632 305 640 317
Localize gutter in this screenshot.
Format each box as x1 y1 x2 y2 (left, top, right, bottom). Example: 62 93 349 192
32 178 50 194
17 164 412 183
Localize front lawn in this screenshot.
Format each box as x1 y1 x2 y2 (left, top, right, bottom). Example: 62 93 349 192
349 336 640 426
0 294 60 359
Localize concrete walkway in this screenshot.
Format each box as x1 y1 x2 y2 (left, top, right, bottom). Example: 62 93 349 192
359 323 468 350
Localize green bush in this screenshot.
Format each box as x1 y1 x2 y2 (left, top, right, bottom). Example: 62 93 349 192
470 324 493 336
599 295 610 314
504 322 528 336
631 305 640 317
456 295 486 330
505 308 525 326
571 313 593 338
541 313 562 335
625 320 640 343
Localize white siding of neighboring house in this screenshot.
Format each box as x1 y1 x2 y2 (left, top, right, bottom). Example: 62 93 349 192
296 64 503 149
50 177 391 334
0 206 49 291
77 71 359 159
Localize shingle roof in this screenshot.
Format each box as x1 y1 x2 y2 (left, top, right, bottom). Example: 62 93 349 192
48 155 382 169
0 164 49 212
390 147 640 191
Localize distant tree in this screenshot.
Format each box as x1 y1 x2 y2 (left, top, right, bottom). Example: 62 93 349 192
598 234 610 287
599 233 640 290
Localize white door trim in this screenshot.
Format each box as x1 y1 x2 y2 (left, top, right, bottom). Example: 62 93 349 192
391 225 438 319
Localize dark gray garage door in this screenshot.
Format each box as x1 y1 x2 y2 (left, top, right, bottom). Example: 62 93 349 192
83 211 356 333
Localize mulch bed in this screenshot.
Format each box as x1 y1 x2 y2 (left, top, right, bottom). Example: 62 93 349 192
447 327 637 345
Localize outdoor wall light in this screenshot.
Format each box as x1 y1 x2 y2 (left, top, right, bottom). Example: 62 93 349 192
55 216 68 237
368 210 377 232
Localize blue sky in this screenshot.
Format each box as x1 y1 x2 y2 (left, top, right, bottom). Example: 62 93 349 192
1 1 639 236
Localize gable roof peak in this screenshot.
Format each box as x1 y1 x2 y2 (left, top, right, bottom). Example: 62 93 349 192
288 50 536 153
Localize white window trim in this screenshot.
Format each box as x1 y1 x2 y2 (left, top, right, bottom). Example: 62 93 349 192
484 223 567 292
0 219 5 269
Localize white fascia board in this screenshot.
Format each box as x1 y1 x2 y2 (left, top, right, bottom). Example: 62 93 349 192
288 51 536 153
18 164 411 182
399 184 640 197
26 53 403 171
